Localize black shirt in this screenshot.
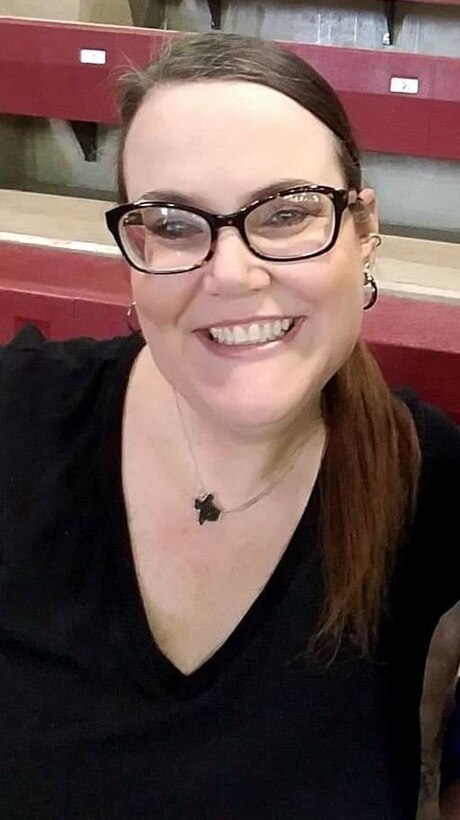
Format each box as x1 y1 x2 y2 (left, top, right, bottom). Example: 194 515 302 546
0 324 459 820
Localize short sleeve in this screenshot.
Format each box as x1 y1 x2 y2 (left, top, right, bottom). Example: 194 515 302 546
0 324 143 566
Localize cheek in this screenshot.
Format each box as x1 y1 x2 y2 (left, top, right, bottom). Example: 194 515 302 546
318 259 364 336
288 249 363 312
323 265 364 366
130 268 195 329
290 252 364 361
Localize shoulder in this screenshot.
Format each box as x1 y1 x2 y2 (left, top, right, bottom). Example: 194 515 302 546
392 390 460 617
0 324 144 399
0 325 145 457
0 325 145 531
394 388 460 486
395 389 459 534
393 389 459 553
0 323 142 370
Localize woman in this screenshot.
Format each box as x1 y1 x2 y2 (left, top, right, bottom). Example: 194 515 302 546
0 32 458 820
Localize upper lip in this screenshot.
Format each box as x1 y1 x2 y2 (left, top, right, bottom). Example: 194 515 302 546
194 315 302 331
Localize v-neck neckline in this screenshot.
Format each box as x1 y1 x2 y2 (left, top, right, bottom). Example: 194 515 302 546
102 333 320 700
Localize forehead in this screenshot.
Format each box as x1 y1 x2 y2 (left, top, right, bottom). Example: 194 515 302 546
123 80 343 205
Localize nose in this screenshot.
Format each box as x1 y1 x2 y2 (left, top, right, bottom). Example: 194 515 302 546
201 226 271 296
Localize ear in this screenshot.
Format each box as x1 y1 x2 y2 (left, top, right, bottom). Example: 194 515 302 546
356 188 380 263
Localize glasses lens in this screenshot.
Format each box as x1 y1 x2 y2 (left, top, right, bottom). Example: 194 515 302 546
245 191 335 258
119 206 211 273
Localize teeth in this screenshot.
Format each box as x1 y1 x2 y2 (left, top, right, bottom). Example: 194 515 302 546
261 323 271 342
248 323 261 342
233 326 248 344
208 318 296 346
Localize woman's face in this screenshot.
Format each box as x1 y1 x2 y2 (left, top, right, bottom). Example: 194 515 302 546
123 80 378 433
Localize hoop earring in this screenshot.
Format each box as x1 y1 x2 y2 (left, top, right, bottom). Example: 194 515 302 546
127 301 142 334
363 262 378 310
368 232 382 248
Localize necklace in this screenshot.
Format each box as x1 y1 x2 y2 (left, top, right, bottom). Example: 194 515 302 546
173 388 315 526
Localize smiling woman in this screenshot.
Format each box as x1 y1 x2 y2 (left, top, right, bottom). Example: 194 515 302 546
110 35 417 647
0 30 459 820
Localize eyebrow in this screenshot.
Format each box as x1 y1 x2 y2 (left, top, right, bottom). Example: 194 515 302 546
138 178 314 210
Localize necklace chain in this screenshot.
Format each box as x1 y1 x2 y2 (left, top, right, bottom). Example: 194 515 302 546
173 388 312 523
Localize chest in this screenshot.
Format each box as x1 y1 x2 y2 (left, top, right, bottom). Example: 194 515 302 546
122 453 311 675
119 351 322 676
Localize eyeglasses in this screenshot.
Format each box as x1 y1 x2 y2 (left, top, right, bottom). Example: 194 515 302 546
105 184 353 275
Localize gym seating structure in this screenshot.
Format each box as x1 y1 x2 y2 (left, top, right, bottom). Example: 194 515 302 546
0 18 459 421
1 240 459 425
0 17 459 160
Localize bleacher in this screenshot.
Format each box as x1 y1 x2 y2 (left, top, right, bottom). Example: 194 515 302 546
1 10 459 424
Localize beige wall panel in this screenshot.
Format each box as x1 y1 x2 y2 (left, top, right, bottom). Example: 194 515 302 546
0 0 133 24
0 0 81 18
79 0 133 25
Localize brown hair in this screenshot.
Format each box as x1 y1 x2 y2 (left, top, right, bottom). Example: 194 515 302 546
116 32 421 656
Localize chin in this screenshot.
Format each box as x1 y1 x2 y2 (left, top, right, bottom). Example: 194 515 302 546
206 382 320 432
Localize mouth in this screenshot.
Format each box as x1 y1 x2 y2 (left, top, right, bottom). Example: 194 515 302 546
195 317 303 348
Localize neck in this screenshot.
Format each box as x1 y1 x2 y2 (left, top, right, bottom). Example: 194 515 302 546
135 347 326 505
174 388 326 504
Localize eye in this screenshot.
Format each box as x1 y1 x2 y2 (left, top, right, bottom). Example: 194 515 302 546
264 208 308 227
148 219 203 239
256 193 328 230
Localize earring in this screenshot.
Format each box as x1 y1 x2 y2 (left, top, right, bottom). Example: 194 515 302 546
363 262 378 311
126 301 141 334
368 232 382 248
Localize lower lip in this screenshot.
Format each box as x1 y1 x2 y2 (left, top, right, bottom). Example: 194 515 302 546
193 318 305 359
